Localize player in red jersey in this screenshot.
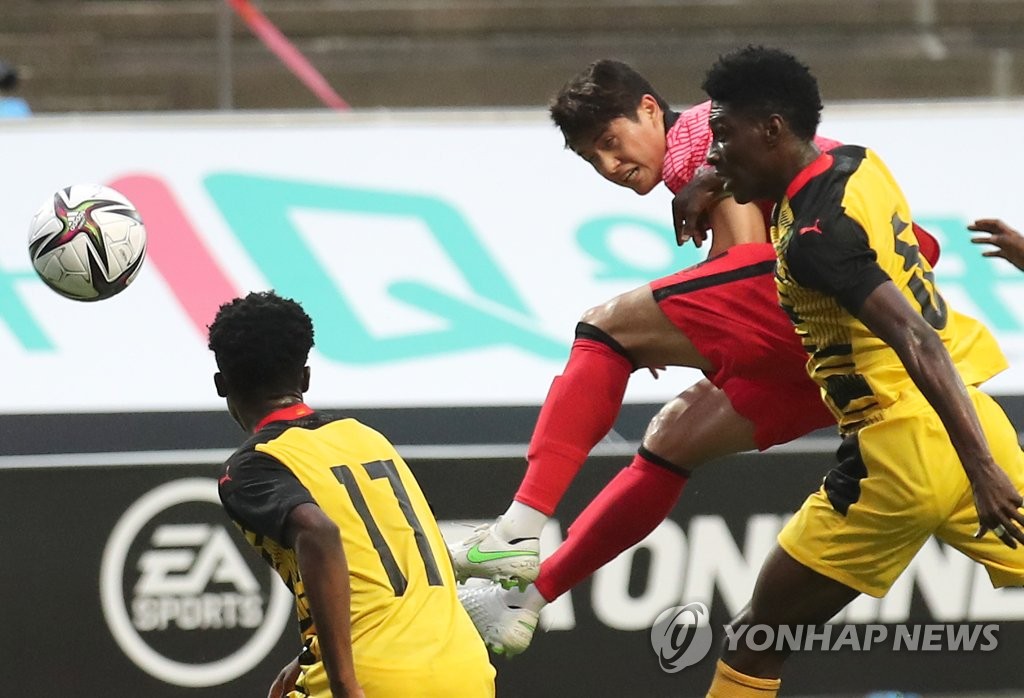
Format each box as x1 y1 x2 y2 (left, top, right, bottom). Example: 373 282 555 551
453 59 940 656
969 218 1024 271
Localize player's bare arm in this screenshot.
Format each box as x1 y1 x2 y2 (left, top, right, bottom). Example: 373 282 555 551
671 169 768 252
855 281 1024 547
286 503 366 698
968 218 1024 271
671 167 727 247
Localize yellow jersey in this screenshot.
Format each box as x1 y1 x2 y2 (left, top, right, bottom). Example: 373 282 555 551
771 146 1006 433
219 405 493 692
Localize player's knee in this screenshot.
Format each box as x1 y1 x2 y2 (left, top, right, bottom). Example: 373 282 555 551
639 387 719 469
647 386 712 430
579 301 618 333
573 321 636 368
633 446 691 477
641 429 696 470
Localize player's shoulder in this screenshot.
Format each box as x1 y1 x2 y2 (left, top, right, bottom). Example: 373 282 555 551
284 412 400 457
791 147 869 205
825 146 900 204
222 431 280 475
827 144 868 172
828 145 901 187
680 99 712 119
304 412 384 438
224 411 345 461
671 100 712 134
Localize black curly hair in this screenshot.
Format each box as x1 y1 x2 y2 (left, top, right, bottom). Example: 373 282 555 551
702 46 822 140
207 291 315 396
549 59 670 148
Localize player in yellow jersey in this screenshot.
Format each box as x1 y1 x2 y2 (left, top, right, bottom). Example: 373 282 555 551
698 46 1024 697
207 291 495 698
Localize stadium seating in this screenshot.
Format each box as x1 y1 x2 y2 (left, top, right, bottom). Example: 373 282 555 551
3 0 1024 112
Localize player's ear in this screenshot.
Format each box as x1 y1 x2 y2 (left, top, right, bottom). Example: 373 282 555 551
214 372 228 398
638 93 660 120
764 114 785 146
301 366 310 393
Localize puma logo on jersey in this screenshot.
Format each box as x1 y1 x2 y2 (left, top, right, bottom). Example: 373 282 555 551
799 219 823 235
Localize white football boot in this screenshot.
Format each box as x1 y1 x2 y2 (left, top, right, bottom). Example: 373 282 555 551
449 517 540 590
458 580 540 657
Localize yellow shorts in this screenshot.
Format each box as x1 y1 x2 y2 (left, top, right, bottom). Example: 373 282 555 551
289 655 495 698
779 387 1024 597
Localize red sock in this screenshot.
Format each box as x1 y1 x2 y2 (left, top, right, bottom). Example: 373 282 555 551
513 323 634 516
534 450 689 602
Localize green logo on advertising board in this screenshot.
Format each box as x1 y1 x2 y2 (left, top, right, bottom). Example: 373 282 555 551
205 173 566 363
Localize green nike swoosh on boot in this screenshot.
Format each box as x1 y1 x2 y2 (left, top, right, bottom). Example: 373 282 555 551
465 544 540 564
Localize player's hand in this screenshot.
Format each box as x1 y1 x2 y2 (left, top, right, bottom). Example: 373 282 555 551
969 460 1024 548
672 167 727 248
967 218 1024 271
647 365 666 379
268 657 301 698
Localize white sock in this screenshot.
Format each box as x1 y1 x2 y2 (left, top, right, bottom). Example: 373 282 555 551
502 584 548 615
496 501 548 541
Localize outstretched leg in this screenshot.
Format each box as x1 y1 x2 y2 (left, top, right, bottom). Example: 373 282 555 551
515 285 713 516
535 379 756 602
450 285 712 587
707 546 859 696
450 286 715 583
456 382 760 657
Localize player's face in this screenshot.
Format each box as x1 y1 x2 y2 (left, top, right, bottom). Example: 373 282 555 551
570 95 666 195
706 102 775 204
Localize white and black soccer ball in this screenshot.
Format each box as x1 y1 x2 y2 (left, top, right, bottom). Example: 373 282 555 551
28 184 147 301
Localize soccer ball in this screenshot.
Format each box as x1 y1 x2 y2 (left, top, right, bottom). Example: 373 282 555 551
28 184 147 301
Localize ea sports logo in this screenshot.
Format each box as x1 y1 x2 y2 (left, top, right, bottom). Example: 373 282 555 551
100 478 293 687
650 602 714 672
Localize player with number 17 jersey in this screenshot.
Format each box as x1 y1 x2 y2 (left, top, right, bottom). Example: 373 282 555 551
220 407 495 697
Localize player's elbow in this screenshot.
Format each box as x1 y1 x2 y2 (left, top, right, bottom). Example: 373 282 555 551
296 517 341 547
893 319 945 373
293 520 344 573
287 503 342 553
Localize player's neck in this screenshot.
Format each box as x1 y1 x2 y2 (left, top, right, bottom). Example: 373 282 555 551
237 394 307 433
